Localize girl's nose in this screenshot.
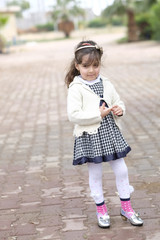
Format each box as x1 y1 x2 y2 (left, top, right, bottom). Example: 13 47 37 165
89 66 93 72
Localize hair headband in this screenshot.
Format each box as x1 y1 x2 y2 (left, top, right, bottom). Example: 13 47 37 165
75 44 103 53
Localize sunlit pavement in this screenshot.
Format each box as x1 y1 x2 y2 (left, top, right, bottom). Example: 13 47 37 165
0 29 160 240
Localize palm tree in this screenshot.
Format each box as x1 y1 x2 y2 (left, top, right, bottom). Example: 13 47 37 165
52 0 85 37
142 0 157 10
102 0 157 42
102 0 141 41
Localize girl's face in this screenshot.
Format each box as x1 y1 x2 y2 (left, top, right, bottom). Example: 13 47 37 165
75 54 101 81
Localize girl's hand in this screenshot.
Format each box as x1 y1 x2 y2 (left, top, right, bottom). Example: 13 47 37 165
99 102 112 118
111 105 123 116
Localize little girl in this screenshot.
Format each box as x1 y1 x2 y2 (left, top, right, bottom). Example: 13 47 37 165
65 40 143 228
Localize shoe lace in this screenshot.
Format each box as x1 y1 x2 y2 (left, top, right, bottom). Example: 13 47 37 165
97 204 107 215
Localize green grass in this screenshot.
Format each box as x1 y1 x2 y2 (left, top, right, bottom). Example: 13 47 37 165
117 36 128 44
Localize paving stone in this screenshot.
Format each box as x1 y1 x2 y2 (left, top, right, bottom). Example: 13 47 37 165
0 31 160 240
62 214 87 231
62 208 84 217
36 226 60 239
37 215 62 228
87 232 116 240
146 231 160 240
61 230 88 240
0 198 20 210
63 198 86 209
13 223 37 236
0 219 13 231
41 196 63 206
13 235 38 240
111 228 145 240
62 217 87 231
62 186 85 199
40 205 62 216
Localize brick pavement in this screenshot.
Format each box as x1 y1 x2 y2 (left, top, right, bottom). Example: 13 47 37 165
0 31 160 240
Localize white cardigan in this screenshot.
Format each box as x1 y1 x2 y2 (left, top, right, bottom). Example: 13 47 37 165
67 75 125 137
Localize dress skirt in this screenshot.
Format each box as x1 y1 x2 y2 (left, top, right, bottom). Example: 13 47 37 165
73 80 131 165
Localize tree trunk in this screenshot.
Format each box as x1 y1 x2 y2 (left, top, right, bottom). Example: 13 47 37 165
127 9 138 42
58 20 74 38
0 35 5 53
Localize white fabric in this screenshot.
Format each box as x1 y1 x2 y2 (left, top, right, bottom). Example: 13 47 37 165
88 162 104 204
78 75 101 85
109 158 130 199
87 158 132 204
67 75 125 137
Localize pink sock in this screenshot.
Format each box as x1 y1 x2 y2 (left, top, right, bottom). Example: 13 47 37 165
96 203 107 215
121 199 134 217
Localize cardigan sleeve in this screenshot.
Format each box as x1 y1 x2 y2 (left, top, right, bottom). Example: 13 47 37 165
67 85 102 126
110 83 126 116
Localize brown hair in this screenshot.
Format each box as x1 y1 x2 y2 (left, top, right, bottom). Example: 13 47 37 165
65 40 103 88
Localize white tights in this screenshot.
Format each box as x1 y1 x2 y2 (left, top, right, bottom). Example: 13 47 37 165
87 158 131 204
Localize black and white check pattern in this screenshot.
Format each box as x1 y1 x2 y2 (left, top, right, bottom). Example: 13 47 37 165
73 80 130 164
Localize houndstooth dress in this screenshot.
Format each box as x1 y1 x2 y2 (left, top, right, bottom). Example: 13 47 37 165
73 79 131 165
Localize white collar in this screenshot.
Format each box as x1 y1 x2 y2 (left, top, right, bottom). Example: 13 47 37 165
78 75 101 85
